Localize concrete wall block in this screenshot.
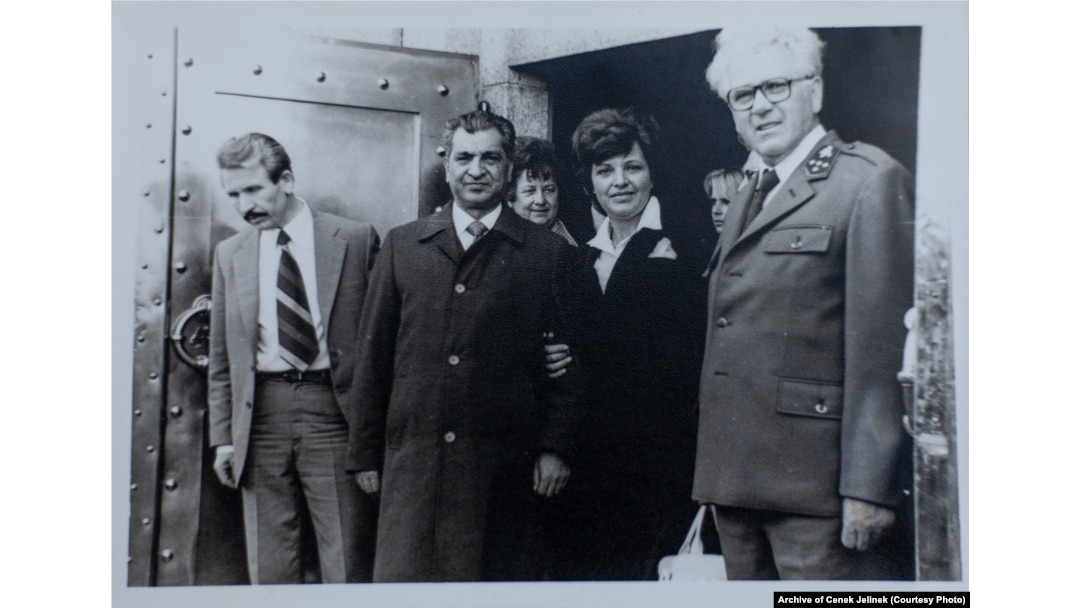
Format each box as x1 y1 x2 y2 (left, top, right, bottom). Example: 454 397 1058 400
302 28 404 47
481 82 551 139
403 29 482 56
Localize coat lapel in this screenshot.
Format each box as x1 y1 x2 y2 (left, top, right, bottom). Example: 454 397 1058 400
735 172 815 243
233 231 260 340
728 131 843 251
418 211 463 265
312 212 346 324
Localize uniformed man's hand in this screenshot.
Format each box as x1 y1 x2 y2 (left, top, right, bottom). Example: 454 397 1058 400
355 470 380 494
212 446 238 489
841 497 895 551
533 452 570 497
542 333 572 379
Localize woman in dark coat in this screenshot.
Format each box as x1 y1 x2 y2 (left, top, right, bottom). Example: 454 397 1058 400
550 107 707 580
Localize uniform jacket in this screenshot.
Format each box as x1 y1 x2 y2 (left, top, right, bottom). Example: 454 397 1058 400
345 208 582 582
208 211 380 485
694 131 915 517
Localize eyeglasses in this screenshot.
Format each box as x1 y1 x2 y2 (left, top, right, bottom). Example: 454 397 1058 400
725 75 816 111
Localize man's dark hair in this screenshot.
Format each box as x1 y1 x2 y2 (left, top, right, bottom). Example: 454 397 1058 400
216 133 293 183
442 109 516 160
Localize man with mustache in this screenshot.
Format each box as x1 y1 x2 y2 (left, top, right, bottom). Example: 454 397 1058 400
695 29 915 579
346 108 583 582
208 133 379 584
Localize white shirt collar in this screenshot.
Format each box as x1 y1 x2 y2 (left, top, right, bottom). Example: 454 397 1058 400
767 124 828 185
452 201 502 247
587 195 662 254
262 197 314 252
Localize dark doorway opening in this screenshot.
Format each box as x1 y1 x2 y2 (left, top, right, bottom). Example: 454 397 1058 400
514 27 921 273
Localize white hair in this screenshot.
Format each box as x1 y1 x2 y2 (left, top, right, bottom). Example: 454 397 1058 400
705 28 826 96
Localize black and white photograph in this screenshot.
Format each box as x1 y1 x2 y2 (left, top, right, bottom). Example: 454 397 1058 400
109 2 970 606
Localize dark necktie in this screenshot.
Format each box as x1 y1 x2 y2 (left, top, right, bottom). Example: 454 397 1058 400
276 230 318 370
740 169 780 236
466 220 488 245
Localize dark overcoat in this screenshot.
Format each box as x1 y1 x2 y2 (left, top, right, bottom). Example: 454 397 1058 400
694 131 915 517
345 208 582 582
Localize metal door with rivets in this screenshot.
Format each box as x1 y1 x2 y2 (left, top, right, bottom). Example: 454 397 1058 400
121 27 477 586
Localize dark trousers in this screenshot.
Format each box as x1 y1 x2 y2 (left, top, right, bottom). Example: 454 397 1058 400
241 378 376 584
713 506 908 580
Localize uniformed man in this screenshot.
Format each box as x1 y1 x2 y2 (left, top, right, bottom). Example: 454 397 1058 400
694 28 915 579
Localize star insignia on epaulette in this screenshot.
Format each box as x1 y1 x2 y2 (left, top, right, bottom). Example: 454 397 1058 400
805 144 836 175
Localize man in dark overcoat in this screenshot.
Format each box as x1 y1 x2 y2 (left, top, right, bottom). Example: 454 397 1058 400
345 108 582 582
695 28 915 579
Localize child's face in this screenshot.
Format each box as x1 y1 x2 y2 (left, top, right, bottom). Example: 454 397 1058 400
709 176 739 233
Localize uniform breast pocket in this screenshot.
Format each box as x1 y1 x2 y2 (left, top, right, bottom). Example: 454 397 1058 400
762 225 833 254
775 378 842 420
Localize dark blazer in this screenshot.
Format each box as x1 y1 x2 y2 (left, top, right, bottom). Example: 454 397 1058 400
694 131 915 517
345 208 582 582
580 226 706 452
562 221 706 580
208 211 380 484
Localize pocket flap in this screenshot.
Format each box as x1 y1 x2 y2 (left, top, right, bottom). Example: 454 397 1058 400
776 378 843 419
762 225 833 253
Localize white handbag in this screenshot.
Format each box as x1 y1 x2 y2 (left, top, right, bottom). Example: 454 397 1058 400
657 504 728 581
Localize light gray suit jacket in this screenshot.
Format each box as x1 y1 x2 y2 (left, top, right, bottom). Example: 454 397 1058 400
208 210 379 484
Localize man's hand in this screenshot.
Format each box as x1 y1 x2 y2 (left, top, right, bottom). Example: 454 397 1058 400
841 497 896 551
542 333 572 379
212 446 238 489
355 470 380 494
533 452 570 497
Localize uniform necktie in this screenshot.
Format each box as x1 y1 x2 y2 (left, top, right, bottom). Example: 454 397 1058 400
276 230 318 370
466 220 488 245
740 169 780 236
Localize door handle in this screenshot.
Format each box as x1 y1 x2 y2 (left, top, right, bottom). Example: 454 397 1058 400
170 294 212 370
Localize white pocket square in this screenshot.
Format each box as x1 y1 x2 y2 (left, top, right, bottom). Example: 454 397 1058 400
648 237 678 260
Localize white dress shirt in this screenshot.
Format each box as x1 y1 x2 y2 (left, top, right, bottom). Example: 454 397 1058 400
256 199 331 372
452 201 502 251
760 124 827 208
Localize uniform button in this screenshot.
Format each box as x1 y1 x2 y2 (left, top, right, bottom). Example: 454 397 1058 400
444 431 456 443
448 355 460 365
716 317 729 328
814 402 828 414
454 283 466 294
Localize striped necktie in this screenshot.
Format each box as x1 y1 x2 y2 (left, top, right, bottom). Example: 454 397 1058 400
276 229 318 370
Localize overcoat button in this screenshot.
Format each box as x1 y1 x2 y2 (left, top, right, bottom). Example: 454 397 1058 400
814 402 828 414
444 431 456 443
161 549 174 561
448 355 460 365
716 317 729 328
164 479 178 490
454 283 466 294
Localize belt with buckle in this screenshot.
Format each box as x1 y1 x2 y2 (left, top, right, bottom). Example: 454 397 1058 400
256 369 332 384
